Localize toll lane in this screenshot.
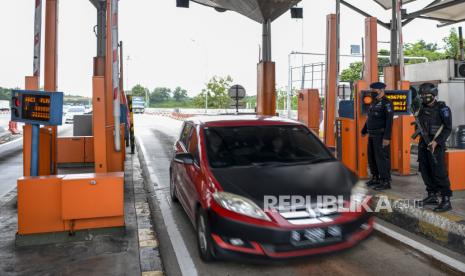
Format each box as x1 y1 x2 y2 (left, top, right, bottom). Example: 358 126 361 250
135 114 452 276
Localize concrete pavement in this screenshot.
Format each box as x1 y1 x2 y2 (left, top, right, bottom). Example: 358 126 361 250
0 149 163 275
136 114 459 276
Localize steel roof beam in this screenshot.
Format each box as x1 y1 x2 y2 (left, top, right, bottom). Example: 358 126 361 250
340 0 390 29
403 0 465 20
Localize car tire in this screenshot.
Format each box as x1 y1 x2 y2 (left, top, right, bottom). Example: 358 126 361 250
169 171 178 202
196 208 216 262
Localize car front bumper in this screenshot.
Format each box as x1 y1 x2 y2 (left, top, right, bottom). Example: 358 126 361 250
208 210 374 259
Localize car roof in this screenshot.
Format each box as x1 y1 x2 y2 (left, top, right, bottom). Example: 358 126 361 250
185 115 303 127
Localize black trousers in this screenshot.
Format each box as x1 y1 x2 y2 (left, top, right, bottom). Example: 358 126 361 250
367 135 391 181
418 142 452 197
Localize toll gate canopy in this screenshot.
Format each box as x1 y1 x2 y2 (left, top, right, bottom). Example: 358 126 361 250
373 0 417 9
191 0 301 22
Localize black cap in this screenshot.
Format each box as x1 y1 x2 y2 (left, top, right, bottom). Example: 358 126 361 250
419 83 438 96
370 82 387 90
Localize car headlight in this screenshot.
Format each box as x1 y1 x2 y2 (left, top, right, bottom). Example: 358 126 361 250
212 192 270 221
351 180 369 204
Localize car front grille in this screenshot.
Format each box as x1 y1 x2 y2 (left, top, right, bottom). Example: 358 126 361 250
260 213 372 253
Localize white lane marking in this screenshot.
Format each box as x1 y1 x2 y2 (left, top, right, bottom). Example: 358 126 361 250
137 136 198 276
374 222 465 273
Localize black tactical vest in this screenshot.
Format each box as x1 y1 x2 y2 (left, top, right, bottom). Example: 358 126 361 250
418 102 445 138
366 98 388 131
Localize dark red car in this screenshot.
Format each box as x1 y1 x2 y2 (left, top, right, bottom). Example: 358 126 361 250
170 115 373 261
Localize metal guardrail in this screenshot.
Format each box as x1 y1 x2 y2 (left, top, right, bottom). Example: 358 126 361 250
0 136 23 156
144 108 298 120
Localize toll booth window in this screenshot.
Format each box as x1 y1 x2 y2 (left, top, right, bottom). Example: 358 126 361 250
180 123 193 148
204 125 333 168
188 129 200 166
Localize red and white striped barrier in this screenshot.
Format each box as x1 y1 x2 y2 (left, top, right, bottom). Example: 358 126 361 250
33 0 42 77
8 121 20 134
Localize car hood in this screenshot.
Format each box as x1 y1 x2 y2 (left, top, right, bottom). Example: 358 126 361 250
210 161 355 208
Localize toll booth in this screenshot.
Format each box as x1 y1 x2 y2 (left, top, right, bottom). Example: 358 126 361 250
336 89 412 176
14 0 130 239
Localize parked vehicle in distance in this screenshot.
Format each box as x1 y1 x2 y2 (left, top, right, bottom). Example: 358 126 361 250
170 115 373 262
64 106 86 124
133 96 145 114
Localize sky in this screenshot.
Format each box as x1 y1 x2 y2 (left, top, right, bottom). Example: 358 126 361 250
0 0 461 97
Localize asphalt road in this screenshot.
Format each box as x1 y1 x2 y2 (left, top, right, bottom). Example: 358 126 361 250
135 114 454 276
0 124 73 198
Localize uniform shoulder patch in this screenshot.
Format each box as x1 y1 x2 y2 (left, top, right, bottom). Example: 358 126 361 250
384 100 393 113
440 106 451 118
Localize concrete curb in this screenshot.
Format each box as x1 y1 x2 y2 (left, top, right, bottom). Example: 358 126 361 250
130 151 165 276
372 192 465 255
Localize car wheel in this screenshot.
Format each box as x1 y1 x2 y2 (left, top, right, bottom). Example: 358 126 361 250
196 208 216 262
169 171 178 202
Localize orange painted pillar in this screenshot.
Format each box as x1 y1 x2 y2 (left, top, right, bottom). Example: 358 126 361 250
390 118 400 171
363 17 378 84
256 61 276 116
44 0 58 175
383 66 400 90
91 0 124 173
397 80 413 175
297 89 321 135
324 14 337 148
353 17 378 179
384 66 401 172
355 80 369 178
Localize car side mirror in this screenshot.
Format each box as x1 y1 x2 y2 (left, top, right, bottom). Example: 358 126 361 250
174 152 194 165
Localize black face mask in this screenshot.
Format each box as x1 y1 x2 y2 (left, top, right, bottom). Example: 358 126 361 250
371 91 379 99
422 94 435 105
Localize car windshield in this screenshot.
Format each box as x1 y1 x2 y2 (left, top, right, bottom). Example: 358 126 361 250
204 125 334 168
68 107 85 113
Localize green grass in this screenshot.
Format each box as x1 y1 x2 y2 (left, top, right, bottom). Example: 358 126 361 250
150 100 197 108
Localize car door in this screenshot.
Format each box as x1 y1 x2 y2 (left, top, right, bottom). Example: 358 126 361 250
184 126 202 219
173 122 193 213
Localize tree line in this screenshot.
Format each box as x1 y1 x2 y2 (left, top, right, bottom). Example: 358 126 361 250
0 87 12 101
130 75 240 109
341 28 461 83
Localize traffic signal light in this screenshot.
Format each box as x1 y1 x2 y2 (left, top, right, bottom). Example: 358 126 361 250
361 91 373 114
362 92 373 106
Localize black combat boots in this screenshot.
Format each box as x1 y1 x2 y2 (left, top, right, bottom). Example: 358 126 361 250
366 176 380 187
374 179 391 191
434 196 452 212
420 192 439 206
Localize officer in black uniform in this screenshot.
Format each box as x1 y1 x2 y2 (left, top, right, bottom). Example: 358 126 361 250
417 83 453 212
361 82 394 191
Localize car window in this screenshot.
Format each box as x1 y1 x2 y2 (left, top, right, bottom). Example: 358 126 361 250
180 123 193 149
187 128 200 166
68 107 85 113
204 125 333 168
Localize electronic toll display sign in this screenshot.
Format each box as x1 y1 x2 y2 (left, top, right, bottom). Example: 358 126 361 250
22 94 51 121
361 90 411 115
11 90 63 125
